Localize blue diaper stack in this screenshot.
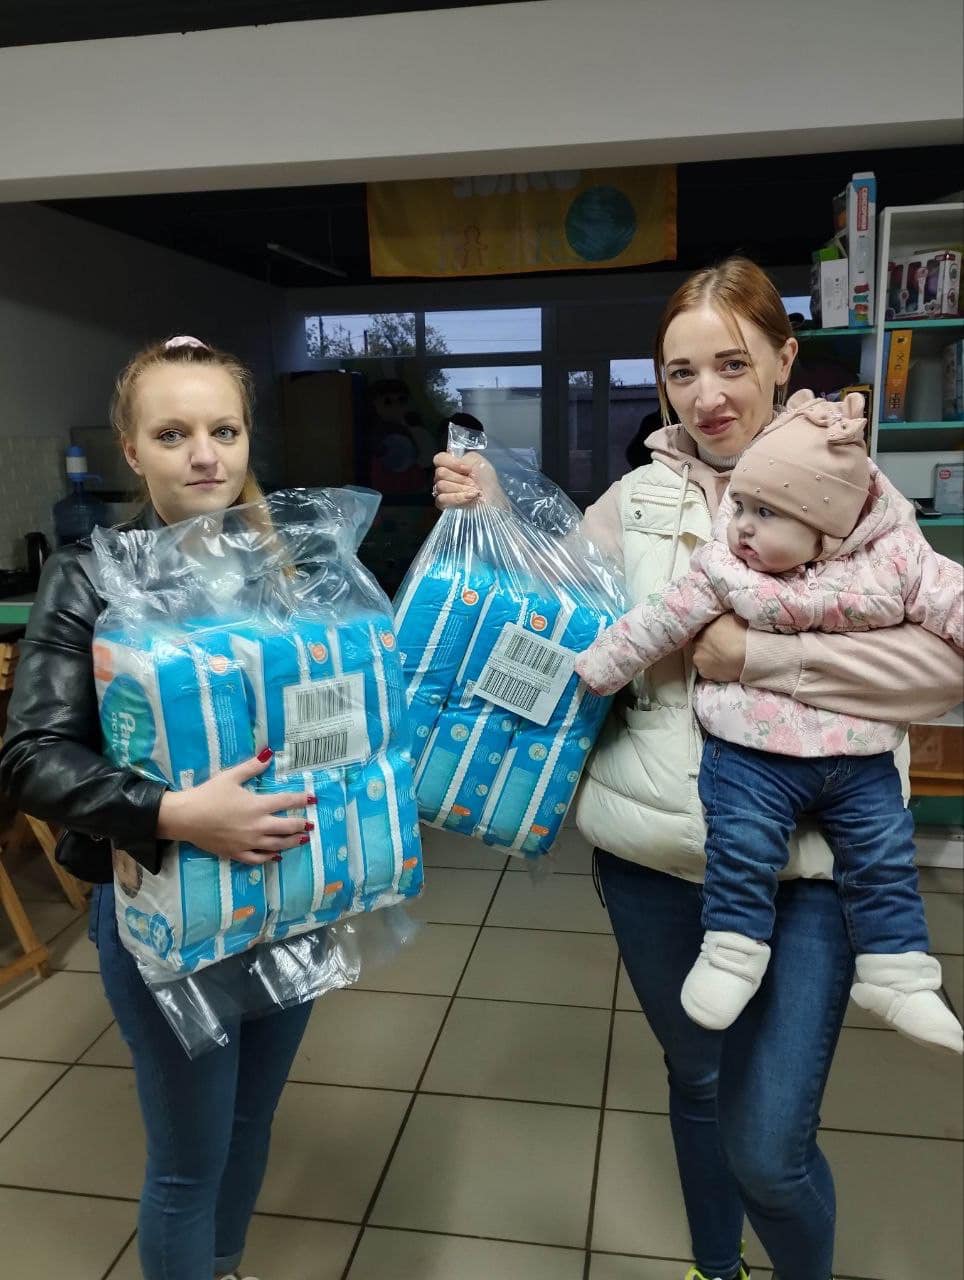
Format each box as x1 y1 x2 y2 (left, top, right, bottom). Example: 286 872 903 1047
395 559 615 856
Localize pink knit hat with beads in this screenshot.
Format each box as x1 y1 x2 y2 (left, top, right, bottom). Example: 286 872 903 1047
731 391 870 558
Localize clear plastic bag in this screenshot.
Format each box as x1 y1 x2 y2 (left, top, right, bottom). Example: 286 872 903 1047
394 426 625 859
91 488 424 1056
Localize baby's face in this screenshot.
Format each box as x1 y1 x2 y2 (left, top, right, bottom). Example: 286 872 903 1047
727 492 822 573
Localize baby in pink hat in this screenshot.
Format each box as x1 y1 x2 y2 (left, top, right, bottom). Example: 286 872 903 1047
576 391 963 1053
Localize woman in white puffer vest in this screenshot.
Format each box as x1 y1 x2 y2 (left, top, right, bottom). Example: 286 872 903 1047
432 258 963 1280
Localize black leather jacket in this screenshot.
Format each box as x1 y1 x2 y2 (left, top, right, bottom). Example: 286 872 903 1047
0 509 168 883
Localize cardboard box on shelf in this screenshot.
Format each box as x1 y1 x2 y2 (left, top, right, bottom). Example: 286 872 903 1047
883 329 913 421
840 172 876 327
933 461 964 514
812 256 850 328
941 340 964 421
885 250 962 321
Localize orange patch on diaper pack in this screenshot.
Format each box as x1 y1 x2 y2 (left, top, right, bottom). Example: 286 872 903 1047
309 642 329 663
529 613 547 632
461 588 480 606
530 824 549 836
92 644 113 683
232 906 256 922
451 804 471 817
208 654 229 675
380 631 396 651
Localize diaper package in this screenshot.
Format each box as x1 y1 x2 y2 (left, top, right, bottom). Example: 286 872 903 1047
91 488 423 1053
395 426 624 857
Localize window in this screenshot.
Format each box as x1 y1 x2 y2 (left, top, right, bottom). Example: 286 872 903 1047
782 295 812 321
432 365 543 459
305 312 417 359
609 359 660 483
424 308 541 354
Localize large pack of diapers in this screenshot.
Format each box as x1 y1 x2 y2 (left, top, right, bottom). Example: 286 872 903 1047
91 489 424 1010
395 427 624 857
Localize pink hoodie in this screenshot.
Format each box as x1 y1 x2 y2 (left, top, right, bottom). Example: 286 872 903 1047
576 467 963 758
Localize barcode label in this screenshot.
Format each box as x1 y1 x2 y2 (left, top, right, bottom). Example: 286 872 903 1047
279 674 369 773
475 623 575 726
478 669 541 713
292 683 353 725
502 631 567 678
287 732 349 770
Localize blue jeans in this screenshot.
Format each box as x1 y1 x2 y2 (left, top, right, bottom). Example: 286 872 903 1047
90 883 314 1280
596 850 853 1280
699 736 930 954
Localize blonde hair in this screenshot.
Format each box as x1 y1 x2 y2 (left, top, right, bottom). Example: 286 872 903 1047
654 257 795 425
110 337 263 506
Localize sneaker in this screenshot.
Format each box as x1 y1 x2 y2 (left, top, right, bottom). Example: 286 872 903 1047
684 1262 751 1280
681 931 771 1030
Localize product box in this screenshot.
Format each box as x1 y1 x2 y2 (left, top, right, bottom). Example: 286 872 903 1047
838 172 876 327
942 340 964 421
934 461 964 515
811 255 849 328
883 329 913 422
885 250 962 320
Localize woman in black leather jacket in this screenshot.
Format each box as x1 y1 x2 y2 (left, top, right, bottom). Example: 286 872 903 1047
0 337 314 1280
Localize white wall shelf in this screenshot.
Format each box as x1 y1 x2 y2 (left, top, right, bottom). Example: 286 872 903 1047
867 204 964 520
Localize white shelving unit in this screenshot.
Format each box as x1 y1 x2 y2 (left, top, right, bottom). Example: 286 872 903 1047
867 203 964 526
798 203 964 856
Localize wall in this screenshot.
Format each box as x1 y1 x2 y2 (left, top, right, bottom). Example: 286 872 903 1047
0 0 961 201
0 203 282 566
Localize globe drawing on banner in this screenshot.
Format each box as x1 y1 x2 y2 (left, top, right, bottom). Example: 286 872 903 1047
565 186 638 262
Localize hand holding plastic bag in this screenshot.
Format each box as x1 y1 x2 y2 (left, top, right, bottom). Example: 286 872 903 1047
398 427 625 858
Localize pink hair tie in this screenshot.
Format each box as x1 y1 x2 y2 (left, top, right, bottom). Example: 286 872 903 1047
164 335 210 351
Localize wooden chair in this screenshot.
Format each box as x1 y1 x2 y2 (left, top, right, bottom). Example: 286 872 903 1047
0 641 88 986
909 723 964 799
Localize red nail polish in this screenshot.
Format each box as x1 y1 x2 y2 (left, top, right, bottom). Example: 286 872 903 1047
257 747 273 763
272 854 283 862
299 835 310 845
306 794 317 805
304 822 315 832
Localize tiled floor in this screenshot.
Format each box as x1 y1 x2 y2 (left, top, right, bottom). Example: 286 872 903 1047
0 825 962 1280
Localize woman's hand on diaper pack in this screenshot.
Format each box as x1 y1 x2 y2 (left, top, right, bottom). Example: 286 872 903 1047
156 751 314 865
691 614 749 683
432 451 500 510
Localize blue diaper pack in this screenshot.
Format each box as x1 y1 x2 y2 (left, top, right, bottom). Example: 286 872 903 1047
92 489 424 984
394 429 624 857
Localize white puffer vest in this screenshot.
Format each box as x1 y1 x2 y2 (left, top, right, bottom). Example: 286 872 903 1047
574 459 910 882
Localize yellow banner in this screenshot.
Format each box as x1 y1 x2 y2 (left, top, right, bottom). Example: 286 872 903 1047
367 166 676 278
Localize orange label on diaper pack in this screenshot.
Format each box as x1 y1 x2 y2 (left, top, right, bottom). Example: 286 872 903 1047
208 654 229 675
451 804 472 817
92 644 112 684
321 881 344 900
461 588 480 606
232 906 256 922
309 642 329 663
380 631 396 651
530 824 550 837
529 613 548 632
402 857 419 870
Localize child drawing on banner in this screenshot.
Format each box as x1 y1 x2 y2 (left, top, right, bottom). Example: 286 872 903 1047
575 390 964 1054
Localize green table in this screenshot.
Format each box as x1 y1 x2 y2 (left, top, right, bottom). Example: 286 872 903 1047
0 595 34 627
